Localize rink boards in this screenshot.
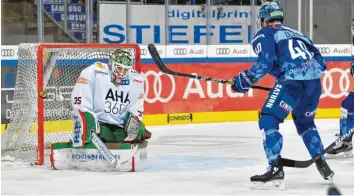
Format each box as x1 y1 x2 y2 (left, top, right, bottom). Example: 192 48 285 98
1 44 353 134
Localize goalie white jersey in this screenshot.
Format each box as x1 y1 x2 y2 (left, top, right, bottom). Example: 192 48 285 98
71 62 144 126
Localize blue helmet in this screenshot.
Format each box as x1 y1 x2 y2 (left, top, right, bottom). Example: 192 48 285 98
258 1 284 24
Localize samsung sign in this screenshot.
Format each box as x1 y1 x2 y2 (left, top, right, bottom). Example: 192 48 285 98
99 5 259 44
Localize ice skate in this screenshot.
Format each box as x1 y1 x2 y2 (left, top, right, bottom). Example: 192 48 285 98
315 157 334 182
327 139 353 159
250 156 286 190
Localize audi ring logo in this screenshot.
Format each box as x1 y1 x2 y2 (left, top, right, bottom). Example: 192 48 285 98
173 48 188 55
140 49 148 56
317 47 331 54
215 48 230 55
144 70 176 103
1 49 15 57
321 68 352 99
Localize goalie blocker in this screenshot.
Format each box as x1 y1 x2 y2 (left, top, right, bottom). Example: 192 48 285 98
50 107 151 171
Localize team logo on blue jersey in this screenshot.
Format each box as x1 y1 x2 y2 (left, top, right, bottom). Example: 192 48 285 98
305 109 316 118
266 84 282 108
279 101 293 113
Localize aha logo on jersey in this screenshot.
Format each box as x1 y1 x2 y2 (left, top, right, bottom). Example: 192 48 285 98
104 89 131 114
105 88 130 103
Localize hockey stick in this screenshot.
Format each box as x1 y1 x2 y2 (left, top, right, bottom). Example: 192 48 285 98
281 127 354 168
147 44 272 91
91 131 138 169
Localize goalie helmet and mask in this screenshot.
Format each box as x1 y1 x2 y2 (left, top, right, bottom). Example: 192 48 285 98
108 49 135 85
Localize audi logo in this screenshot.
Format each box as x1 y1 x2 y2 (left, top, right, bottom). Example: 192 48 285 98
140 49 148 56
317 47 331 54
144 70 175 103
1 49 15 57
173 48 187 55
321 68 353 99
141 48 163 56
215 48 230 55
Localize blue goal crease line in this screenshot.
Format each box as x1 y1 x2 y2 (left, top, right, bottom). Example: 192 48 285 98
1 56 351 67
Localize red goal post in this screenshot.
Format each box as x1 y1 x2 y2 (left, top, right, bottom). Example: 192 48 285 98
1 43 141 165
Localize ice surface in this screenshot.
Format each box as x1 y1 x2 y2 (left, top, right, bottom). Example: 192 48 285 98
2 119 354 195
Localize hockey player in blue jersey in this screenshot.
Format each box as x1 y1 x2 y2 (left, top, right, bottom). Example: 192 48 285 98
327 18 354 158
231 2 334 183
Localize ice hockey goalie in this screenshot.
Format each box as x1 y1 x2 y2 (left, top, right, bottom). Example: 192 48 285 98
50 49 151 171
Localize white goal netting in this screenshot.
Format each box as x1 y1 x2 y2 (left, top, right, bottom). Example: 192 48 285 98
1 43 140 164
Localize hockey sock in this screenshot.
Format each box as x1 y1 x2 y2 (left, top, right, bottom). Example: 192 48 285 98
301 127 325 157
339 113 354 141
262 129 283 165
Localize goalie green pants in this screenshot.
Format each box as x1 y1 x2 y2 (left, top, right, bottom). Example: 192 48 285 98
98 123 126 143
97 122 151 143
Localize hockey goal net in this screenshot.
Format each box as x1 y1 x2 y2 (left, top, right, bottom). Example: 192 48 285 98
1 43 141 165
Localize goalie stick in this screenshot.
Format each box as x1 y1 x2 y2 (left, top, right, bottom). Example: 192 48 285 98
147 44 272 91
91 131 138 169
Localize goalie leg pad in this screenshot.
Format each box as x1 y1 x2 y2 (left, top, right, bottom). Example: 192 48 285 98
50 141 149 171
72 106 100 147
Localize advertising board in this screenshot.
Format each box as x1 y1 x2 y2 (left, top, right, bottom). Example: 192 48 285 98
1 44 353 132
99 5 256 44
44 0 97 42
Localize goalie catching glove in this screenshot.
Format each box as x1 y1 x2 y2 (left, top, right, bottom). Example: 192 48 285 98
123 112 151 143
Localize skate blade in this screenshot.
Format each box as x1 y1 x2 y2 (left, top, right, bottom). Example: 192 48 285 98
251 180 287 191
273 180 287 190
327 151 353 159
325 173 335 184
